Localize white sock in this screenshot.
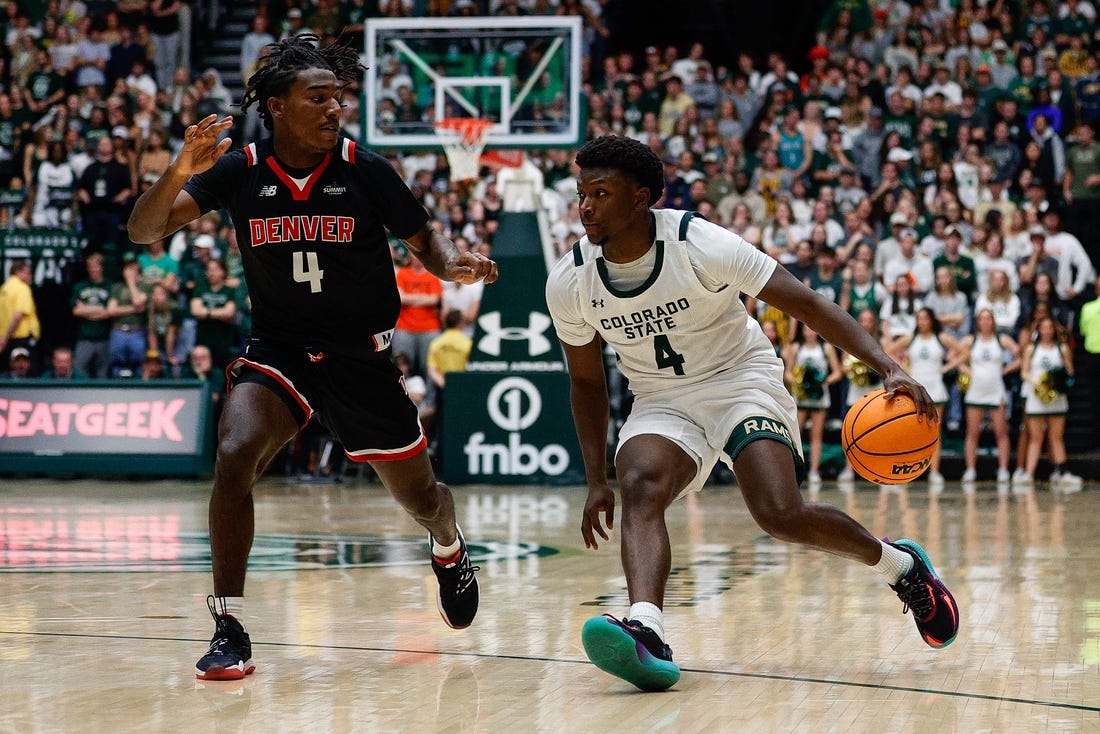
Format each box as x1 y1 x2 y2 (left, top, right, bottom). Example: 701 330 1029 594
874 541 914 584
212 596 246 630
432 531 461 560
629 601 665 642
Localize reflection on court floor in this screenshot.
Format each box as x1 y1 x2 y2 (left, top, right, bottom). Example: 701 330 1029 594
1 478 1096 732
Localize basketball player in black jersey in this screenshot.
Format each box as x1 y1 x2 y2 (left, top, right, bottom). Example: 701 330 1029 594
128 35 497 681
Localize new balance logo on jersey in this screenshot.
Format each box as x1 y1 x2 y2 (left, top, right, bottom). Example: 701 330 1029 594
258 185 277 197
248 215 355 246
477 311 552 357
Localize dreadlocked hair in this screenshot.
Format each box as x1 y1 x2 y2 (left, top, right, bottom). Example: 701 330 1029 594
575 135 665 206
240 33 365 131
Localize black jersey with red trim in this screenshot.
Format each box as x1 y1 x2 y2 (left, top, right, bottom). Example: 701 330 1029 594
183 136 429 359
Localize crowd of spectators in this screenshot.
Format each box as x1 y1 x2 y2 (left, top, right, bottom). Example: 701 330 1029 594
571 0 1100 481
0 0 233 400
1 0 1100 476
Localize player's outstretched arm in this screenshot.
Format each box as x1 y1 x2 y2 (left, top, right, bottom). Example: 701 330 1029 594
560 337 616 550
758 265 938 421
402 226 498 285
128 114 234 243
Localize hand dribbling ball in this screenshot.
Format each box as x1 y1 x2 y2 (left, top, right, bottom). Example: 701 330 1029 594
842 389 940 485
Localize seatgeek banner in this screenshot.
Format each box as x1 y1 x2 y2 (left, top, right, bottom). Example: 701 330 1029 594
0 382 206 456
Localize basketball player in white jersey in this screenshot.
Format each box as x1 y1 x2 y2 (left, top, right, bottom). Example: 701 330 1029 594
546 136 959 692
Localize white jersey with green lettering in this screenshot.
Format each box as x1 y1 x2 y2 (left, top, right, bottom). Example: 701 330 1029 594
546 209 779 396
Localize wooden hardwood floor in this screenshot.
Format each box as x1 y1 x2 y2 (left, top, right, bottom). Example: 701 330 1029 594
0 477 1096 733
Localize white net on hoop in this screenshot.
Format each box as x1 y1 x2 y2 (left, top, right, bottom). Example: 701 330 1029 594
434 119 492 182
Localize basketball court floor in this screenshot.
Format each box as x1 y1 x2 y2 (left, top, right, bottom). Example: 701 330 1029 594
1 476 1096 733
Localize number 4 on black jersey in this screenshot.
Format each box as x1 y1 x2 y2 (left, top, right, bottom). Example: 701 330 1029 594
183 137 430 360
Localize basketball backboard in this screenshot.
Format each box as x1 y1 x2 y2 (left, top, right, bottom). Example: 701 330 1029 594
363 16 584 150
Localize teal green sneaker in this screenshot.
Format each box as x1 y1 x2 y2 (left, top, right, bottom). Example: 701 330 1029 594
887 539 960 649
581 614 680 691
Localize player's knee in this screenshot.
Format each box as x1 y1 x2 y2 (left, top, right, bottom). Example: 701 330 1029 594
618 466 677 516
755 513 804 544
748 495 806 543
216 426 276 483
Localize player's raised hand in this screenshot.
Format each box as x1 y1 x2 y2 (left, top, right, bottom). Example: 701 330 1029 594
581 484 615 550
175 114 234 176
446 250 499 285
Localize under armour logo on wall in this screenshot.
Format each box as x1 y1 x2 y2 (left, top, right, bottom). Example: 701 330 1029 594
477 311 553 357
591 299 605 308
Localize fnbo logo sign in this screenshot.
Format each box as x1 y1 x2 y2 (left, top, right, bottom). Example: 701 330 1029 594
442 371 581 484
464 377 571 476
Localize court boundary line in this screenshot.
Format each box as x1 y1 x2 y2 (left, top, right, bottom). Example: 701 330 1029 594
3 629 1096 713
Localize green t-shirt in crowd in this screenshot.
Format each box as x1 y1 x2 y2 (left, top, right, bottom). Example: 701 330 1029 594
192 283 239 363
139 251 180 285
109 280 152 330
70 278 112 341
932 253 978 300
1067 141 1100 202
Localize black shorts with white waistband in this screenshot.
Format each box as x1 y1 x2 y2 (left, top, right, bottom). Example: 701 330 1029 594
227 338 426 462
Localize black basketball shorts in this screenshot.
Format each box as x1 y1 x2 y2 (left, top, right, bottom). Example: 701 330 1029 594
227 339 426 462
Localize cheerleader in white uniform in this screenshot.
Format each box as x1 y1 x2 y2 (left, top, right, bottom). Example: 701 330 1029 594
891 308 963 488
958 309 1020 484
838 309 883 483
784 321 842 487
845 309 884 406
1019 316 1081 490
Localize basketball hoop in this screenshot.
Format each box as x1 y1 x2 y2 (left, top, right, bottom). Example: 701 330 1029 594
481 149 524 170
434 118 494 182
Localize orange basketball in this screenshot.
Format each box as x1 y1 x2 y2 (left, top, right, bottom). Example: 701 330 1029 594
842 389 940 485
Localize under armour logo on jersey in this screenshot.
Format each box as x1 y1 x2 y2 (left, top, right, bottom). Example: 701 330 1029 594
477 311 552 357
258 185 277 197
592 299 605 308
